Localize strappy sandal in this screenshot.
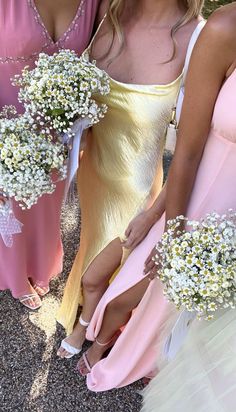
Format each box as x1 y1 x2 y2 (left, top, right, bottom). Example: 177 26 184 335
33 284 50 297
57 315 90 359
19 293 42 310
79 351 92 375
77 335 118 376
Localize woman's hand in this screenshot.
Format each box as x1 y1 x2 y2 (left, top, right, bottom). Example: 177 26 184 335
121 209 156 250
0 194 6 205
143 245 161 280
122 185 167 250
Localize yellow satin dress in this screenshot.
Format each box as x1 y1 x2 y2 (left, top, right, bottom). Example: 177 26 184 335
57 73 182 334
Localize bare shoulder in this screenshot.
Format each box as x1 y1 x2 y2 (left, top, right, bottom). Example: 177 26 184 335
189 4 236 75
205 3 236 47
176 16 204 49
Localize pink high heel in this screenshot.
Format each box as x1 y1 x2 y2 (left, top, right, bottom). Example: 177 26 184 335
77 332 120 376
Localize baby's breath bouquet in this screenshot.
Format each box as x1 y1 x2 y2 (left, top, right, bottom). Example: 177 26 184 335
13 49 110 188
13 49 110 136
155 211 236 321
0 113 67 210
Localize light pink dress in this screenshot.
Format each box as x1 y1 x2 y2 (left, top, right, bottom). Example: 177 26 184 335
0 0 100 298
86 69 236 391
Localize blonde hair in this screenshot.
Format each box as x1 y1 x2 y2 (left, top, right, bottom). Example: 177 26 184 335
105 0 205 62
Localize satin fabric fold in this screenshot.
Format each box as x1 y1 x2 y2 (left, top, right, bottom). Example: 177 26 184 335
57 75 182 333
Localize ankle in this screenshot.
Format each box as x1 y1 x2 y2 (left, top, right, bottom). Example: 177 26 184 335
79 315 90 327
71 326 86 338
95 336 113 347
72 316 90 336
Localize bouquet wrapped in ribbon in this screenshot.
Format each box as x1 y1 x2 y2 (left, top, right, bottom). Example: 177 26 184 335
13 50 110 188
154 211 236 359
0 112 67 246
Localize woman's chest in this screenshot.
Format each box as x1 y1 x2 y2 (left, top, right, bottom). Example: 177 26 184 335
32 0 82 43
92 24 185 85
0 1 44 60
0 0 97 62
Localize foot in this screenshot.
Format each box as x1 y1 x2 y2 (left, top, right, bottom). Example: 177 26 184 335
33 284 50 297
143 377 151 386
57 325 87 359
77 336 117 376
19 284 42 310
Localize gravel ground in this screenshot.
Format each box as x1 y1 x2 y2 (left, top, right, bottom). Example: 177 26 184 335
0 192 146 412
0 154 172 412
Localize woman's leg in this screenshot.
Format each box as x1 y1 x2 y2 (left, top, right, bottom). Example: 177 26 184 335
78 277 150 373
58 238 122 357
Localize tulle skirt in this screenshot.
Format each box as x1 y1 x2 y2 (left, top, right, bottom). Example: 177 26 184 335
142 307 236 412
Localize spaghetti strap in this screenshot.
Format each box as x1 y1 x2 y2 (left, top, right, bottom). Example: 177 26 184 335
83 13 107 57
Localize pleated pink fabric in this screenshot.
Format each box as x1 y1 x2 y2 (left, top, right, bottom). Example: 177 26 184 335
0 0 100 297
86 68 236 391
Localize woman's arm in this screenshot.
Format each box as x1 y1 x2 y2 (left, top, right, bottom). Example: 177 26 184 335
144 6 236 277
165 8 236 225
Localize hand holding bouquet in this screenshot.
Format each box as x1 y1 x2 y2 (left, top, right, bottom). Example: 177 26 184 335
13 49 110 136
0 114 67 209
13 49 110 187
153 211 236 360
155 211 236 320
0 111 67 246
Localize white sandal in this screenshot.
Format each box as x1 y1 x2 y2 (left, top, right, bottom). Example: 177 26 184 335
59 339 83 359
58 315 90 359
19 293 42 310
33 284 50 297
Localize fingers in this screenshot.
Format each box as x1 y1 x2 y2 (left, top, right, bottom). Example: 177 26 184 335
122 234 136 249
147 269 157 281
144 251 153 267
143 258 155 275
0 196 6 205
121 225 132 247
122 227 141 249
124 224 132 238
130 238 141 250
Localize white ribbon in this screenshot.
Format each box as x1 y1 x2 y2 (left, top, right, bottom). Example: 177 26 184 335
0 200 23 247
163 309 196 361
63 117 91 195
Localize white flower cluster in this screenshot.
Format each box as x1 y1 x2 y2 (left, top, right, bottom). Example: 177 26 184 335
0 114 67 209
13 49 110 136
155 211 236 320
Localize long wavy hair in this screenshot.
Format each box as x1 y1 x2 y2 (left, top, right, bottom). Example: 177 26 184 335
103 0 205 62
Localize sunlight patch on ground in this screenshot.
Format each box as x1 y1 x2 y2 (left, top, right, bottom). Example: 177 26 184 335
29 296 60 339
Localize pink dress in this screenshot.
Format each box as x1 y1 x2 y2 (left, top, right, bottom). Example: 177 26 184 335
86 69 236 391
0 0 100 298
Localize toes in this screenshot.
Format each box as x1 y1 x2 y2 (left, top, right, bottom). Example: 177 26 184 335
57 347 72 359
77 358 85 371
80 367 89 375
34 285 49 297
62 350 70 359
32 297 41 307
57 348 64 357
25 297 40 308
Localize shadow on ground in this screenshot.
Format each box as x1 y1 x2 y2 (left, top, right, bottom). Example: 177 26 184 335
0 188 145 412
